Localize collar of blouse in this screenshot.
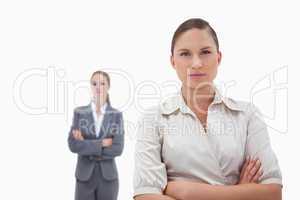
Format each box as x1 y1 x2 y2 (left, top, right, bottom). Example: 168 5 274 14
160 87 247 116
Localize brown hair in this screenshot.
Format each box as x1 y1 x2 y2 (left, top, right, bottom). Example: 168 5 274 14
90 70 111 105
171 18 219 55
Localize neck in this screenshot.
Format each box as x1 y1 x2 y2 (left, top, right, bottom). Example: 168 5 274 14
93 98 107 112
181 84 215 113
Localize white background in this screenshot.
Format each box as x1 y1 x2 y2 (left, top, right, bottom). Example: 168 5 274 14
0 0 298 199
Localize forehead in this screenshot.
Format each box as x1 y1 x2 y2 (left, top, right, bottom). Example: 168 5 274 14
174 28 215 50
91 73 107 81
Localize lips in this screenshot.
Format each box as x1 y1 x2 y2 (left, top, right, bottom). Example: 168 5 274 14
189 73 206 77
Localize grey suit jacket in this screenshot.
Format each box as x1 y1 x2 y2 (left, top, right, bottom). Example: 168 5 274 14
68 103 124 181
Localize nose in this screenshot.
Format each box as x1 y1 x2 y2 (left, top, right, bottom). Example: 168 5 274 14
95 87 101 93
191 55 203 69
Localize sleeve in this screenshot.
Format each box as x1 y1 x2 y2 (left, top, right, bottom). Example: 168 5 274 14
100 112 125 159
67 109 103 156
133 108 168 197
245 104 283 186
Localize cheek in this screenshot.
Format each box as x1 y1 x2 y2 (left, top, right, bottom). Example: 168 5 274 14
208 56 220 66
91 88 97 96
174 64 186 74
206 66 218 80
204 58 219 72
175 57 189 67
102 86 109 93
174 58 188 72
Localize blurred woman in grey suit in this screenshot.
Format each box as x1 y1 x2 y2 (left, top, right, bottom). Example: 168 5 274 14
68 70 124 200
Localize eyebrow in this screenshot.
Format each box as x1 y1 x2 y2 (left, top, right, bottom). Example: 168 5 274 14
91 80 106 83
177 46 212 51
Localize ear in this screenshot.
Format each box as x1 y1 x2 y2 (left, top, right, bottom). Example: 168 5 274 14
170 54 176 69
217 51 222 66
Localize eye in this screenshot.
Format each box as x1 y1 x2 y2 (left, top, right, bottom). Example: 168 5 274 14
179 52 190 56
100 82 106 86
201 50 211 54
91 81 97 86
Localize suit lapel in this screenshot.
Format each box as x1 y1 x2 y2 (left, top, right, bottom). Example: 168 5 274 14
84 104 97 139
98 104 113 139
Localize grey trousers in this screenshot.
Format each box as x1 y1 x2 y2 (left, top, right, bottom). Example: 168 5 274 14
75 163 119 200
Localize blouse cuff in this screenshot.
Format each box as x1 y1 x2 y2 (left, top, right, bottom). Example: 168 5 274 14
260 178 283 187
133 186 163 197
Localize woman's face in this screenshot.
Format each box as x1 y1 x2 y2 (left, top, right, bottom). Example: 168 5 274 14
170 28 222 90
90 73 109 102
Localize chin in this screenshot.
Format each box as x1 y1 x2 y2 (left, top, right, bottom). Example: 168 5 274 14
93 95 102 100
185 80 213 89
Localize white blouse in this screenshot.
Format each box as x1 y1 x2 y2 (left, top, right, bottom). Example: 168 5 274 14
91 101 107 137
133 88 282 196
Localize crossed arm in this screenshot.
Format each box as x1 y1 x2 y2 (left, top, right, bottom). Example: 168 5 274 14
68 111 124 159
135 157 282 200
135 182 281 200
164 181 281 200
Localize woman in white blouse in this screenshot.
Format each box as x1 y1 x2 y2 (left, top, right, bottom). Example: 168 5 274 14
133 18 282 200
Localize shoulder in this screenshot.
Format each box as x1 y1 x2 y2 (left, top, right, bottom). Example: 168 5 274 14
159 95 180 115
138 105 161 119
224 97 264 122
107 105 122 115
73 104 91 114
134 105 166 130
224 97 256 112
137 95 179 123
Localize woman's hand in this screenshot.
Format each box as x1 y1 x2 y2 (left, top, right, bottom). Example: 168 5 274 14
102 138 113 147
238 156 263 184
72 129 84 141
